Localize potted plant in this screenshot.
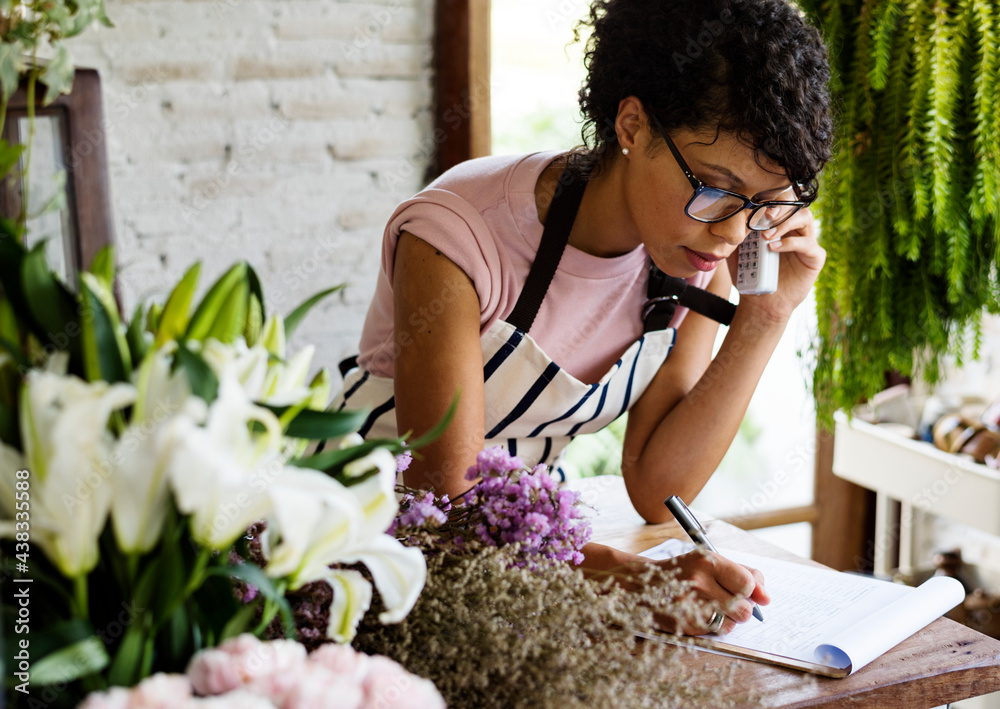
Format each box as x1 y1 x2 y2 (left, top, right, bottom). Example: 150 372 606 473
798 0 1000 425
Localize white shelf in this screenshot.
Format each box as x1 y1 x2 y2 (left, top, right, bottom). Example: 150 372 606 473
833 413 1000 537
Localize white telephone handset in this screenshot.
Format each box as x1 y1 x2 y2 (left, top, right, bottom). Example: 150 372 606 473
735 232 779 295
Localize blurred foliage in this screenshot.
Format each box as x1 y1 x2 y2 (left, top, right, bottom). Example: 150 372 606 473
799 0 1000 426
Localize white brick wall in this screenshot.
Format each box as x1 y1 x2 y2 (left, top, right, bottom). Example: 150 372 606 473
66 0 435 379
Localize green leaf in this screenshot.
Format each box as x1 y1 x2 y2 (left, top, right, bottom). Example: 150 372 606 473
79 273 128 383
106 623 146 688
87 245 116 290
166 604 194 669
125 302 150 364
220 602 259 641
0 334 29 369
145 301 163 334
20 242 80 356
0 43 22 102
32 636 109 686
263 406 368 440
0 140 24 181
185 262 247 342
155 262 201 347
205 564 294 638
28 618 95 664
284 285 345 340
307 368 331 410
293 395 456 476
41 45 75 105
97 0 115 27
244 293 263 347
294 436 402 474
259 314 286 359
0 294 18 341
28 169 68 220
246 263 266 323
207 275 248 343
173 341 219 404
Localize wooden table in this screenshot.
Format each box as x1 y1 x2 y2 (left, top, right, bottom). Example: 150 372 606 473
569 475 1000 709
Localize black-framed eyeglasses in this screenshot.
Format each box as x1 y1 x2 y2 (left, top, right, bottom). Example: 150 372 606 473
650 115 813 232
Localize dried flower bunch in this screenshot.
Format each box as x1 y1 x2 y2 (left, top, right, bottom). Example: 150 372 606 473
353 546 743 709
346 447 748 708
391 446 593 567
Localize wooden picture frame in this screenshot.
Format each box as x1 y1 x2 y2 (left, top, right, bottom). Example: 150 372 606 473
0 68 114 284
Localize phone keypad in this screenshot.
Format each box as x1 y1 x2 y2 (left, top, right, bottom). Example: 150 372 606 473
737 234 763 288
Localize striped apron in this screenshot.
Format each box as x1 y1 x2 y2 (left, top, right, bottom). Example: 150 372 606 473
333 175 733 476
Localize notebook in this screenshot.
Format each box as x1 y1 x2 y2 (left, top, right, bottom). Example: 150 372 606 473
638 539 966 678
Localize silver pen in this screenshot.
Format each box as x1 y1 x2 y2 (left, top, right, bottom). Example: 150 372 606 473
664 494 764 622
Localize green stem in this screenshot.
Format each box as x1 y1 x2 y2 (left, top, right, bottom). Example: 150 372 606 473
184 547 211 597
0 88 7 137
252 596 282 636
73 573 88 618
19 64 37 231
156 546 212 632
140 632 155 680
125 552 140 592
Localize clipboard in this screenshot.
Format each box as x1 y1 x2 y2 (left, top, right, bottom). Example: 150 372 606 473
638 541 966 677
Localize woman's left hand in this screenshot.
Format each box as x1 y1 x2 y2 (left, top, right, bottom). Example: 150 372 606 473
726 208 825 322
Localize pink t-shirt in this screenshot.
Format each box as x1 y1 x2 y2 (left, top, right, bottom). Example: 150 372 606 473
357 151 714 384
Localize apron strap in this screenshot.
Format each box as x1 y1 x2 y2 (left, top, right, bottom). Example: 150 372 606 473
506 175 587 333
643 264 737 331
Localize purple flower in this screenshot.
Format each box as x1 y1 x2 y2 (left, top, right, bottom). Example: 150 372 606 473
465 462 591 568
465 446 523 480
391 492 452 535
395 451 412 473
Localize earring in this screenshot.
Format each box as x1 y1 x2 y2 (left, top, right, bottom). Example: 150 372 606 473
622 148 629 156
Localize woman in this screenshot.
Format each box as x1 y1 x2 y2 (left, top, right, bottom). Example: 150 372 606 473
336 0 832 634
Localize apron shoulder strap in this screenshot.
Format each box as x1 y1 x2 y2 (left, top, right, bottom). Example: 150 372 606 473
642 265 737 331
506 175 587 334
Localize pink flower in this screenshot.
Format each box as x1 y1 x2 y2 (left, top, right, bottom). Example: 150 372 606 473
189 691 277 708
281 663 364 709
80 638 443 709
305 643 444 709
131 674 193 707
187 635 307 697
77 687 131 709
77 674 195 709
360 655 445 709
307 643 369 684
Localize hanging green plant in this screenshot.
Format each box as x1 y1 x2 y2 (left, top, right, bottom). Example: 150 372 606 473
798 0 1000 426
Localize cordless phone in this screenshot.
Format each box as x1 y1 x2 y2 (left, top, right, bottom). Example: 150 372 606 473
736 232 779 295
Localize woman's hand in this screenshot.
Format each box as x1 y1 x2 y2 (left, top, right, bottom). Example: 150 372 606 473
652 549 770 636
727 208 825 323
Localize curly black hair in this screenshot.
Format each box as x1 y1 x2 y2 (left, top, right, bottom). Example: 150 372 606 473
573 0 833 192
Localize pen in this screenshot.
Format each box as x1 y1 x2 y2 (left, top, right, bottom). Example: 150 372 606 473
664 495 764 622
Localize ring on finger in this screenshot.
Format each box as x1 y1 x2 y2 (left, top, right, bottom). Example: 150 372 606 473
707 610 725 634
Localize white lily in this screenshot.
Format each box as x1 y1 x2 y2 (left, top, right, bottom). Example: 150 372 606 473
201 338 269 400
262 468 365 585
261 457 426 636
109 349 205 554
339 533 427 624
322 568 374 643
166 373 279 550
342 443 400 540
201 336 315 408
0 371 135 577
